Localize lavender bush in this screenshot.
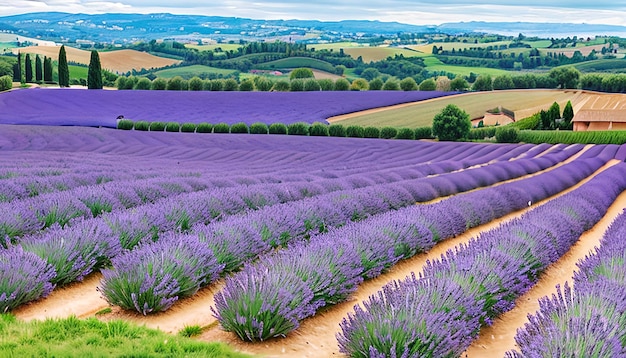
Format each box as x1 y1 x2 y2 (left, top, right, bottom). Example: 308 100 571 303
99 234 223 315
0 247 55 312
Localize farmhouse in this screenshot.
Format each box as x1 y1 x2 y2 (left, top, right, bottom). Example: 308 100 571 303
572 109 626 131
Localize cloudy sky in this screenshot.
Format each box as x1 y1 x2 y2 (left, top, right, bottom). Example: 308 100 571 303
2 1 626 26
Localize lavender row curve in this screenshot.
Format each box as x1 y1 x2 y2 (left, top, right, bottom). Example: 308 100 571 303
97 145 587 315
336 163 626 358
211 147 616 342
507 210 626 357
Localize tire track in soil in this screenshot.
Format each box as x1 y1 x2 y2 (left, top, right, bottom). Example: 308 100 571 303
463 188 626 357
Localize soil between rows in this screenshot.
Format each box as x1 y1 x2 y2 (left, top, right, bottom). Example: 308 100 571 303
12 157 619 358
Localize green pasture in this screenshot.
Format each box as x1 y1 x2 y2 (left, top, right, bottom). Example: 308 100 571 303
572 58 626 73
330 89 578 129
0 314 249 357
255 57 337 73
69 65 88 80
154 65 238 79
421 56 511 76
310 42 424 62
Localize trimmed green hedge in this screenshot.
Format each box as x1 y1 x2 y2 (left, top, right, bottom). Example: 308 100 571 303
517 130 626 144
117 119 134 130
165 122 180 132
346 125 365 138
230 122 249 134
213 123 230 133
495 127 519 143
468 127 497 140
250 122 269 134
134 121 150 131
380 127 398 139
328 124 346 137
414 127 433 139
395 128 415 140
363 127 380 139
196 123 213 133
287 122 310 136
269 123 288 135
181 123 197 133
0 75 12 91
309 122 329 136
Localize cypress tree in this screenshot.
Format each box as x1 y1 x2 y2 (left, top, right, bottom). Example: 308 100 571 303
87 50 103 89
35 55 43 83
25 54 33 83
58 45 70 87
43 56 53 82
15 52 22 83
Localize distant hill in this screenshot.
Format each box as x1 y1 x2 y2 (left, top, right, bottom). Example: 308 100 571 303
2 12 626 45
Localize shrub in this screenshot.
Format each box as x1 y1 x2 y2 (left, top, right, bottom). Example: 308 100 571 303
318 79 334 91
510 113 540 130
328 124 346 137
223 78 239 91
180 123 197 133
399 77 418 91
117 119 134 130
229 122 249 134
238 78 255 91
249 122 269 134
449 77 469 91
468 127 497 140
380 127 398 139
255 77 273 92
134 77 152 90
395 128 415 140
134 121 150 131
495 127 519 143
188 76 203 91
350 78 369 91
414 127 433 139
115 76 134 90
208 79 223 91
149 122 166 131
419 78 437 91
432 104 471 141
309 122 329 136
363 126 380 138
165 122 180 132
0 75 13 91
0 247 55 312
151 78 167 90
334 78 350 91
166 76 186 91
289 79 305 92
196 122 213 133
304 78 321 91
382 79 400 91
269 123 288 134
368 78 384 91
213 123 230 133
289 68 314 80
346 125 365 138
271 80 290 92
287 122 310 136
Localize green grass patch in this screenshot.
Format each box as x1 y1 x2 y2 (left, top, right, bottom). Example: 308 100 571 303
69 65 88 80
185 44 242 52
154 65 237 79
572 59 626 73
422 56 511 76
0 314 249 357
255 57 337 73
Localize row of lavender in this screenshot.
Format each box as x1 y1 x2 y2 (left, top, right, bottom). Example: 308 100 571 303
99 144 594 315
0 142 533 311
2 140 502 241
211 146 617 342
336 162 626 357
507 209 626 357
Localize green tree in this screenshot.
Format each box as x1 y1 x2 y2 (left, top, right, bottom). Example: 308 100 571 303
432 104 471 141
43 56 53 82
562 100 574 123
35 55 42 83
472 75 493 91
418 78 437 91
549 66 580 89
289 68 314 80
399 77 418 91
188 76 204 91
87 50 103 89
13 52 22 83
382 79 400 91
449 77 468 91
350 78 369 91
58 45 70 87
25 54 33 83
368 78 384 90
334 78 350 91
361 68 380 81
548 101 561 123
492 75 515 90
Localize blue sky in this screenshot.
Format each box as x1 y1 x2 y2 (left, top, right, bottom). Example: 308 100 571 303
2 1 626 26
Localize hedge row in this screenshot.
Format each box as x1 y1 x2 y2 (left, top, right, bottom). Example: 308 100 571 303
0 75 12 91
116 119 433 141
517 130 626 145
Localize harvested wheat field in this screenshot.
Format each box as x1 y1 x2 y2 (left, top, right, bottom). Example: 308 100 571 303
3 121 626 357
12 46 181 73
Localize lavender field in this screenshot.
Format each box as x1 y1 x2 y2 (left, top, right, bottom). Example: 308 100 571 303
0 89 451 128
2 123 626 357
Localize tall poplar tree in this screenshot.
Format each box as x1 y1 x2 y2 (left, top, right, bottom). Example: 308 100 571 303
58 45 70 87
12 52 22 82
43 56 53 82
87 50 103 89
25 54 33 83
35 55 43 83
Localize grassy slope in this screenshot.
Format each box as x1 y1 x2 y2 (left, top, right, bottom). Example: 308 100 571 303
329 89 579 128
154 65 237 78
254 57 336 72
0 314 249 357
421 57 510 76
185 44 243 52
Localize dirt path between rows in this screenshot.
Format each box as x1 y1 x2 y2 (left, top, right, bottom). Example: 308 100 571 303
464 188 626 357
